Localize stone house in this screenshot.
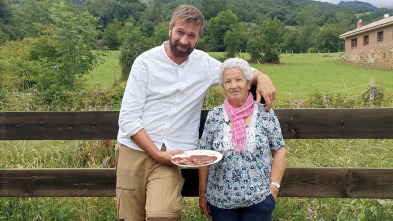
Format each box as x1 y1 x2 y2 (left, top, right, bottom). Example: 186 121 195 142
339 15 393 69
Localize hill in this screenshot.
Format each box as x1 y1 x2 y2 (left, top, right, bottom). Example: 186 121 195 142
160 0 377 25
338 1 377 9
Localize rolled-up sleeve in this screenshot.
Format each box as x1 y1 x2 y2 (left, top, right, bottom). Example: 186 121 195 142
118 58 148 138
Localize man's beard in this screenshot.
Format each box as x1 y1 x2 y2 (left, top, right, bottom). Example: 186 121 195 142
169 33 195 58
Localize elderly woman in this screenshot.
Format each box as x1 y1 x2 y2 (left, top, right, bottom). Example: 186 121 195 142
198 58 286 221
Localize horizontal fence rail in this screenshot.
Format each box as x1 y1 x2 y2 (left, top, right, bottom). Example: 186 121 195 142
1 168 392 198
1 109 393 199
1 108 393 140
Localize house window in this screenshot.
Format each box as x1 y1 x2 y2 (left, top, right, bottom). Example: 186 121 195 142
363 35 369 45
351 38 357 47
377 31 383 42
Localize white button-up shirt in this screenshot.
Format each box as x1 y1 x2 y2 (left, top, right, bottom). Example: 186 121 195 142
117 42 221 151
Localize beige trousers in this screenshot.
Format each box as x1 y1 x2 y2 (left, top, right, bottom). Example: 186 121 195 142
115 143 184 221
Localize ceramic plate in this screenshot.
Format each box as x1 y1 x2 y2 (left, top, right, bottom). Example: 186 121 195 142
171 150 223 168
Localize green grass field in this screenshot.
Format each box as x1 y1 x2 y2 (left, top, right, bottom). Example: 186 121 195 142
1 52 393 220
258 53 393 100
89 51 393 101
85 51 122 90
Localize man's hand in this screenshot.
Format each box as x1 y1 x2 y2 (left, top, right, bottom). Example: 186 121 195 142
152 150 184 166
256 74 276 111
131 129 184 166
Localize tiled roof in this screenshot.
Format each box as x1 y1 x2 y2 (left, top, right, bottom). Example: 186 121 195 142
339 16 393 39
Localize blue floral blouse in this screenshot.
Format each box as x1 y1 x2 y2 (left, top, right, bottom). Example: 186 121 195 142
199 103 285 209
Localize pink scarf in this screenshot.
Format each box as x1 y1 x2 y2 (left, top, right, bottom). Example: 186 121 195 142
224 92 254 152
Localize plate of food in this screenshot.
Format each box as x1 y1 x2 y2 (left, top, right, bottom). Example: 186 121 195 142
171 150 223 168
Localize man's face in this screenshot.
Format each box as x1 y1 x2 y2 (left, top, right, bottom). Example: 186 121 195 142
169 21 200 58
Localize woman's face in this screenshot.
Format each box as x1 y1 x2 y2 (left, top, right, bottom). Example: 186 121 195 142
222 68 251 108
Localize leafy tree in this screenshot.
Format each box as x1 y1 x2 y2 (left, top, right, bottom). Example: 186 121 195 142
118 17 154 79
0 0 14 42
259 17 284 63
0 22 11 43
0 0 13 23
201 0 229 20
325 11 355 31
152 0 163 26
152 22 169 46
236 22 254 52
139 0 164 37
103 18 122 50
83 0 146 27
206 9 238 52
247 37 263 62
11 0 54 38
27 2 102 103
282 28 300 53
223 25 241 58
358 13 373 25
316 11 353 52
0 38 42 91
294 4 320 52
316 24 344 53
370 8 393 20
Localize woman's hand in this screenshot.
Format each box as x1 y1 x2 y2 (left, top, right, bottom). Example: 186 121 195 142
199 192 211 218
198 166 211 218
268 184 279 201
269 148 286 202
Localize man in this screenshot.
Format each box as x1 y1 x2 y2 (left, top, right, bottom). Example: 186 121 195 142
116 5 276 221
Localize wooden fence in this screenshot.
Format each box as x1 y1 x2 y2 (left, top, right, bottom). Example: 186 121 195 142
1 109 393 199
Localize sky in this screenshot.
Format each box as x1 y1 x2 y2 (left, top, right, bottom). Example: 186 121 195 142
313 0 393 9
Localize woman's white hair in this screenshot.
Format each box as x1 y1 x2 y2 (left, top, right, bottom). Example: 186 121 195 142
218 58 253 86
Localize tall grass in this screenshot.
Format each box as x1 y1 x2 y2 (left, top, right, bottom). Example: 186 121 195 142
1 52 393 220
1 139 392 220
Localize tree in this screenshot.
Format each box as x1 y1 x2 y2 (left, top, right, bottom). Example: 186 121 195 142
139 0 163 37
152 0 163 26
11 0 54 39
0 0 13 22
282 28 300 53
0 0 13 42
260 17 284 63
118 17 154 79
247 37 263 62
371 8 393 20
206 9 238 52
358 13 373 25
223 25 241 58
316 24 344 52
83 0 146 27
316 11 353 52
201 0 228 20
294 5 321 52
32 2 102 102
152 22 169 46
0 1 102 104
103 18 122 50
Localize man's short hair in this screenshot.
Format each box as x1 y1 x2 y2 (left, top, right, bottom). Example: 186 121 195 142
170 5 205 36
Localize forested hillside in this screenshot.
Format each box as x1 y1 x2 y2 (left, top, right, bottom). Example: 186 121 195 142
1 0 393 108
